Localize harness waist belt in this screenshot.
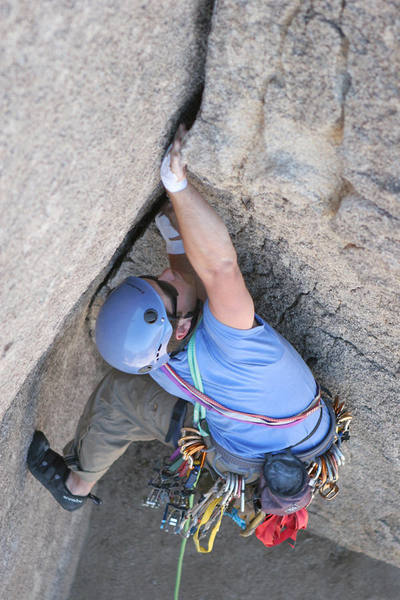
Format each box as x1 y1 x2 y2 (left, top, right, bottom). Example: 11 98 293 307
205 400 336 481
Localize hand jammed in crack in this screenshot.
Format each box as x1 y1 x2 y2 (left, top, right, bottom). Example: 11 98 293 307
158 123 188 239
169 123 188 183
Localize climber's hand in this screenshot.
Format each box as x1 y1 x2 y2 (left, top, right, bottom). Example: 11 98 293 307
159 200 180 235
169 124 187 182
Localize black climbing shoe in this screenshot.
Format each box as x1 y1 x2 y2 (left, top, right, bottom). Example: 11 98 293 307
27 431 102 512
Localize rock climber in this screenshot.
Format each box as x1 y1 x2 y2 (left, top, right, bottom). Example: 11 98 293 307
27 125 340 524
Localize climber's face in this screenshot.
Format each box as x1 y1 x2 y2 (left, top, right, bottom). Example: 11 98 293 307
143 269 197 341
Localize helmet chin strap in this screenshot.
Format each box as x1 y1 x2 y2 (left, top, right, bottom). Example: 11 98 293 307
169 300 203 358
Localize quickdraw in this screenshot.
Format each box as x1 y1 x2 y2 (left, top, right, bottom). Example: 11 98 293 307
307 396 352 500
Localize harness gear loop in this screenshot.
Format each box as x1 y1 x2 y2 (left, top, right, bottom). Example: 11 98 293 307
305 395 353 500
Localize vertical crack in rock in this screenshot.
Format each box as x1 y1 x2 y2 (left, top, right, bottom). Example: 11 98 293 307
277 1 302 81
88 187 167 309
326 15 351 146
169 0 215 135
88 0 216 313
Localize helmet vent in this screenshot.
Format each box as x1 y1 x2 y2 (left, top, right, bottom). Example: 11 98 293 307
155 343 162 359
144 309 158 323
138 365 152 373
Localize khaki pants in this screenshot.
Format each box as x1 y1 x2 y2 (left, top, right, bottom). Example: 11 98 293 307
63 369 190 483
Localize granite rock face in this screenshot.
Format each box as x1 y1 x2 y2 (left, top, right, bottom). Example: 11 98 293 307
92 0 400 569
1 0 400 598
0 0 212 421
0 1 212 598
181 0 400 566
0 297 108 600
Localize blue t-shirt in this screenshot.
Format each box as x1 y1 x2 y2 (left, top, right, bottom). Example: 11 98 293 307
150 301 330 458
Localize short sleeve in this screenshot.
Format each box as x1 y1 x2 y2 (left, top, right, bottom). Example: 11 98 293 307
201 300 284 364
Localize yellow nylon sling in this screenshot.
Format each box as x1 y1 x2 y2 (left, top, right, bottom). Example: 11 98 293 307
193 496 225 554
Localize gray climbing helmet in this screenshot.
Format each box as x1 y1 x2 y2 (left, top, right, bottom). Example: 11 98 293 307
95 277 173 374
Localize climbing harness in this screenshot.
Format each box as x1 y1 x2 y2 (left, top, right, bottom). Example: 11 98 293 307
143 393 352 597
143 320 353 598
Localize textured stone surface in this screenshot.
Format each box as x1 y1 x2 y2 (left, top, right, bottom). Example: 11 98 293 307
2 0 400 598
180 0 400 566
70 440 400 600
0 293 108 600
87 0 400 568
0 0 211 421
0 1 212 598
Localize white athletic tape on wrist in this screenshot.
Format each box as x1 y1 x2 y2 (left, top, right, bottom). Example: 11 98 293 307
160 144 188 193
155 213 185 255
155 213 180 240
166 238 185 254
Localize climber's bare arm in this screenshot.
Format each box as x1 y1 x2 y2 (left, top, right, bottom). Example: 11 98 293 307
167 126 254 329
158 200 207 301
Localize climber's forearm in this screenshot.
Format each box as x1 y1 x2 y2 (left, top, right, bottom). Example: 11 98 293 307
154 200 207 299
161 125 254 328
168 182 238 281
